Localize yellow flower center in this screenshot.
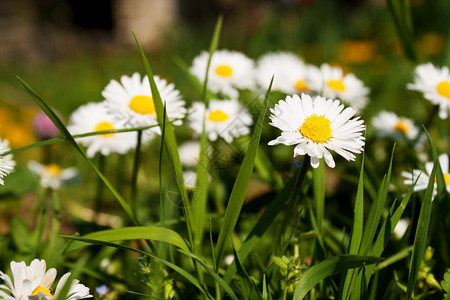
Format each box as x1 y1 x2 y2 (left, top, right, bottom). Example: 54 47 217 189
327 79 346 91
295 80 308 91
95 121 115 138
436 81 450 99
215 65 233 77
129 95 155 115
32 286 53 299
208 110 229 122
300 114 332 143
436 173 450 184
393 120 409 135
42 164 62 177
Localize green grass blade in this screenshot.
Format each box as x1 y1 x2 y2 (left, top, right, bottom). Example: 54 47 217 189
64 226 189 252
423 127 447 202
406 156 436 299
214 77 273 268
293 255 382 300
192 16 223 244
313 162 325 231
360 145 395 255
342 155 365 299
63 236 213 299
133 33 194 247
262 275 268 300
17 76 138 225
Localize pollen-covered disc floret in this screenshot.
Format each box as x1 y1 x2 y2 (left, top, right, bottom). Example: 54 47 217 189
188 99 253 143
401 154 450 200
407 63 450 119
0 138 15 185
268 93 365 168
255 52 317 94
67 102 137 158
190 50 256 98
308 63 370 111
371 111 419 140
0 258 92 300
102 72 186 135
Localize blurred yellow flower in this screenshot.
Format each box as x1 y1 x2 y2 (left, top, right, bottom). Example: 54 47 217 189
338 40 376 64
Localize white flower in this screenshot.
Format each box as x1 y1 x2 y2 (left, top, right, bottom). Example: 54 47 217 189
407 63 450 119
0 259 92 300
67 102 137 158
393 218 410 239
190 50 256 98
371 111 419 140
28 161 78 190
255 52 317 94
179 142 201 168
183 170 197 190
102 73 186 135
188 99 253 143
0 138 15 185
268 93 365 168
401 154 450 200
308 64 370 110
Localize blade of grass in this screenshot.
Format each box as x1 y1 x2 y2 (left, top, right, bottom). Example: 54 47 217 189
64 226 189 252
17 76 138 225
192 16 223 244
214 77 273 268
293 255 382 300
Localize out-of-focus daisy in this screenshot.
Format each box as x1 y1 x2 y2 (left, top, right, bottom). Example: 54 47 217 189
407 63 450 119
308 64 370 110
188 99 253 143
179 141 201 168
190 50 256 98
183 170 197 190
0 138 15 185
393 218 410 239
67 102 137 158
0 258 92 299
371 111 419 140
401 154 450 200
268 93 365 168
102 73 186 135
28 161 78 190
255 52 317 95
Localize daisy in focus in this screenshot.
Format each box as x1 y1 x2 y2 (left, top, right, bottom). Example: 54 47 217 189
371 111 419 141
102 72 186 135
28 161 78 190
0 138 15 185
308 64 370 111
407 63 450 119
401 153 450 200
255 52 316 94
0 258 92 300
268 93 365 168
190 50 256 98
188 99 253 143
68 102 137 158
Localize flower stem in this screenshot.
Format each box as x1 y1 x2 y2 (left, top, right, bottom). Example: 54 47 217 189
131 130 143 218
95 154 105 222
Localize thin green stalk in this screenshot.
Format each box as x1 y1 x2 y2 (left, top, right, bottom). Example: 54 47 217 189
131 130 143 217
95 154 106 217
159 104 167 228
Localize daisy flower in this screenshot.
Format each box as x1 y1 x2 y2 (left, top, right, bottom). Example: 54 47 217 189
308 63 370 110
190 50 256 98
407 63 450 119
0 258 92 299
0 138 15 185
67 102 137 158
255 52 317 95
401 153 450 200
268 93 365 168
188 99 253 143
28 161 78 190
371 111 419 140
179 141 201 168
102 72 186 135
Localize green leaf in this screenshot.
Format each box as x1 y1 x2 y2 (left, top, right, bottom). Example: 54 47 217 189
64 226 189 252
293 255 382 300
214 77 273 267
442 269 450 299
406 156 436 299
17 77 138 226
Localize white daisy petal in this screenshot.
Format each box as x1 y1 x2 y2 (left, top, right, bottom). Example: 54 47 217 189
371 111 419 140
268 93 365 168
0 138 15 185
